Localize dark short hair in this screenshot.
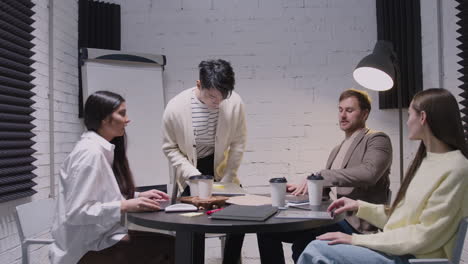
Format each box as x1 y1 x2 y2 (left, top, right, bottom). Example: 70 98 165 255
199 59 235 99
339 88 372 112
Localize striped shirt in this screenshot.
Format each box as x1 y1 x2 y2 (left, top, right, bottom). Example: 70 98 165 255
192 89 218 159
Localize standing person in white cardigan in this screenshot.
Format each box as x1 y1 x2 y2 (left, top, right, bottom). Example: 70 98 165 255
162 59 247 264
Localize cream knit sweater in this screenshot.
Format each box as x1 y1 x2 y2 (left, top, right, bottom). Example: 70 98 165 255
352 150 468 259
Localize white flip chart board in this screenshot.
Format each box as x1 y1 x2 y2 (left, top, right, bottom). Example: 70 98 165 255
81 51 168 187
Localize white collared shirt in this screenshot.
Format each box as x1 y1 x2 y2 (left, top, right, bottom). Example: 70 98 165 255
49 131 126 264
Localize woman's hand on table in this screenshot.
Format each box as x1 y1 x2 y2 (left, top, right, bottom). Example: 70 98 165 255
121 197 161 213
138 189 170 200
289 178 308 195
327 197 359 215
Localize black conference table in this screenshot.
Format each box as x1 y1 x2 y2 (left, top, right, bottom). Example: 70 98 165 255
127 206 344 264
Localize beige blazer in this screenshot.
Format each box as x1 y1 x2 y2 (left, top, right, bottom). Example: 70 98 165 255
321 128 392 233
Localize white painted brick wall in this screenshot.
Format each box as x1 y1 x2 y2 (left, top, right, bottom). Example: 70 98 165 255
116 0 463 199
117 0 399 190
442 0 463 100
0 0 80 263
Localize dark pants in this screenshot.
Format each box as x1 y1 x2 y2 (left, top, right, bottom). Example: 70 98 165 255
181 154 216 196
182 154 244 264
256 220 357 264
78 230 175 264
197 153 215 176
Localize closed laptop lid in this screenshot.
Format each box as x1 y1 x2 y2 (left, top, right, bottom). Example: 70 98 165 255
211 204 278 221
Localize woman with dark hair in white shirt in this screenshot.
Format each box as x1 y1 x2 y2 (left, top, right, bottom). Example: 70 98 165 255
50 91 174 264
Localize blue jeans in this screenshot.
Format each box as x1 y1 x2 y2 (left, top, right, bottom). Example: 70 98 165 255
257 220 356 263
298 240 412 264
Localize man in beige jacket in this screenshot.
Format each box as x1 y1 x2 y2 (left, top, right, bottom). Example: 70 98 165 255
257 89 392 264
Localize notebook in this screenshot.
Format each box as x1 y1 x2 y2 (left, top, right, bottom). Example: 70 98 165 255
285 194 309 204
289 203 334 212
285 194 331 204
210 205 278 221
275 203 334 220
212 183 246 196
274 210 334 220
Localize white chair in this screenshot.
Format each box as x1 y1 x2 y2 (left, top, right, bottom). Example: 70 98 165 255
14 198 55 264
409 217 468 264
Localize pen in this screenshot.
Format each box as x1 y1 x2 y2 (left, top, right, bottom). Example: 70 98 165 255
206 208 224 215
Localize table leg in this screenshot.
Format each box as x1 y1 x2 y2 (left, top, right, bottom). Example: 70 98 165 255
175 231 205 264
222 233 245 264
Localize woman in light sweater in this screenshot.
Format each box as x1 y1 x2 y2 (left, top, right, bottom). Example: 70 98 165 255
298 88 468 264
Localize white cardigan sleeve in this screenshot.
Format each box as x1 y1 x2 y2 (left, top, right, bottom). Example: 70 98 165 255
162 102 200 180
220 101 247 182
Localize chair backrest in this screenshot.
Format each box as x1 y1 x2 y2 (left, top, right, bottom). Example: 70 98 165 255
14 198 55 240
452 217 468 264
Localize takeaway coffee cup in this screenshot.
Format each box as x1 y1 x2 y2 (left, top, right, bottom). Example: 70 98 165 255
187 175 202 197
269 177 287 208
307 173 324 206
197 175 214 199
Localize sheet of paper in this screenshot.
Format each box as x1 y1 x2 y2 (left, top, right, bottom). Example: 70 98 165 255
213 183 225 189
227 194 272 206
